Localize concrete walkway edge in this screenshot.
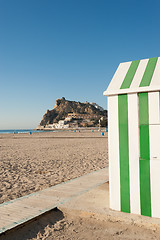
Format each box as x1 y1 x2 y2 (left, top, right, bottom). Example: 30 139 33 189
0 167 108 235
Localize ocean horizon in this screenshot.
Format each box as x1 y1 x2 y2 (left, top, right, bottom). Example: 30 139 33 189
0 129 41 134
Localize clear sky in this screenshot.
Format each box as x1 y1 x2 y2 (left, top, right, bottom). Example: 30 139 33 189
1 0 160 129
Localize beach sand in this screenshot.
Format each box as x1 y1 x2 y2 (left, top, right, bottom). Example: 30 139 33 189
2 203 160 240
0 131 108 204
0 131 159 240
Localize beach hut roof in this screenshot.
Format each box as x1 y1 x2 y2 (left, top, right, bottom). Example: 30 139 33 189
103 57 160 96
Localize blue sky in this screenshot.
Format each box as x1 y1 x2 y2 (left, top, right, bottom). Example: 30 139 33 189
0 0 160 129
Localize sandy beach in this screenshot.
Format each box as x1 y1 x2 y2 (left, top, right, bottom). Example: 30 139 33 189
2 206 160 240
0 131 108 204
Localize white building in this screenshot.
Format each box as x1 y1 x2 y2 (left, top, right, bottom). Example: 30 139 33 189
53 120 69 129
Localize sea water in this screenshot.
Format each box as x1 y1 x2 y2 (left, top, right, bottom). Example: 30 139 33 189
0 129 42 134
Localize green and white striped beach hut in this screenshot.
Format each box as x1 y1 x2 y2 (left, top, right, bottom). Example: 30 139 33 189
103 57 160 218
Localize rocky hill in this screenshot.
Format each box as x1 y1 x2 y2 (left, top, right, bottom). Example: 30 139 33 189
37 97 107 128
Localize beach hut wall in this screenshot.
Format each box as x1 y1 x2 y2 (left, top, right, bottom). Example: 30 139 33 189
104 57 160 218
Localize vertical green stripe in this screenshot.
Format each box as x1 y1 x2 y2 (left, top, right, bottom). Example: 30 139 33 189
139 160 151 217
139 92 150 160
139 57 158 87
139 92 151 217
139 92 149 125
120 60 140 89
118 94 130 213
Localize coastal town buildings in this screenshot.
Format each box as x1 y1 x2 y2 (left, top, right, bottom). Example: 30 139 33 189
41 112 106 129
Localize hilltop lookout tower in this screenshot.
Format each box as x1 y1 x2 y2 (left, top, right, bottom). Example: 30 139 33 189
104 57 160 218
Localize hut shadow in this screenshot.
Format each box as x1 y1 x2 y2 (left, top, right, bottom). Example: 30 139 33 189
0 208 65 240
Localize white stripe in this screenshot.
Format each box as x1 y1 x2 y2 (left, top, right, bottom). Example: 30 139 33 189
149 92 159 125
150 158 160 218
149 124 160 161
106 62 131 94
149 90 160 217
149 57 160 87
130 59 149 89
108 95 120 211
128 94 140 214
